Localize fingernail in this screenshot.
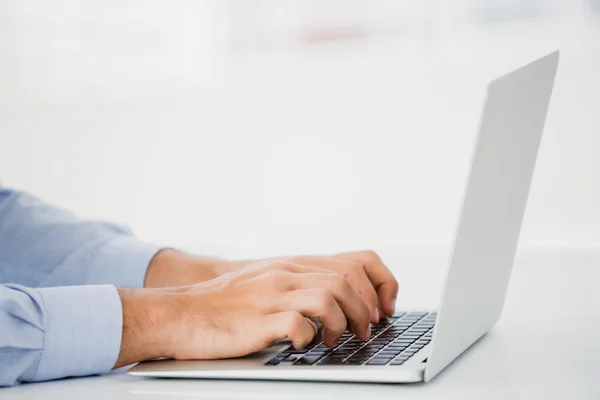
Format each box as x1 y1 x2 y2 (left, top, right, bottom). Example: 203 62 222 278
365 324 371 339
374 307 380 323
390 298 397 316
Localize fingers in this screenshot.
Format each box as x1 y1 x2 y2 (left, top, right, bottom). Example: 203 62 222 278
261 289 349 346
262 311 318 350
335 250 399 317
251 264 371 344
244 261 332 283
290 273 371 342
290 256 380 323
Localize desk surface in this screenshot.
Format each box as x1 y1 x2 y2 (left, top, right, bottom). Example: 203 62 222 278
3 249 600 399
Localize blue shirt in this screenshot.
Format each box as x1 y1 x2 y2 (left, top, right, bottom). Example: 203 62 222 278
0 189 162 386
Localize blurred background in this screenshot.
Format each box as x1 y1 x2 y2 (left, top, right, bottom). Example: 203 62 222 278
1 1 599 263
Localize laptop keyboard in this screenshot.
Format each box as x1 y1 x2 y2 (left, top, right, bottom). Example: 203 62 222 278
265 311 435 367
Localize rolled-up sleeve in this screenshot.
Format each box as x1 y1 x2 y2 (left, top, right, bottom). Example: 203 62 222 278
0 284 123 386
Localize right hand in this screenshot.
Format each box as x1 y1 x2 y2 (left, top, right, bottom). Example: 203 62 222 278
115 260 372 367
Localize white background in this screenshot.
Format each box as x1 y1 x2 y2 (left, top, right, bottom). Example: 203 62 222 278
1 1 599 260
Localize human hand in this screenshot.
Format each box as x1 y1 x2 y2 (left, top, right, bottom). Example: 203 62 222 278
144 249 398 324
212 250 398 324
115 259 371 368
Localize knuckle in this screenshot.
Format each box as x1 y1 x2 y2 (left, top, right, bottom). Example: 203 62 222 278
348 261 363 271
269 261 289 270
286 312 306 332
362 249 380 262
276 260 302 272
253 263 274 275
343 261 363 277
367 290 379 304
360 298 371 314
287 256 303 264
261 270 286 286
360 288 378 305
331 274 351 293
287 256 312 267
314 289 334 309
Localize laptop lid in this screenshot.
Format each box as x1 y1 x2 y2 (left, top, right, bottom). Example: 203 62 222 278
424 51 560 382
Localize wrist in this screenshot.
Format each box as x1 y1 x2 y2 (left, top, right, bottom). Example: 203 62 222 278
114 288 174 368
144 249 220 288
144 249 187 288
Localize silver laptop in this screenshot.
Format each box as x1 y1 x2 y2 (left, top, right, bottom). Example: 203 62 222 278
130 51 559 383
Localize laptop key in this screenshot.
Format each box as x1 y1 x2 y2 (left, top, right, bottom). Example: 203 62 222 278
346 340 367 346
318 358 345 365
284 348 309 355
326 354 347 360
331 351 353 358
324 352 347 359
343 358 366 365
366 359 390 365
267 313 437 368
351 359 370 365
307 352 328 358
386 330 405 335
364 343 385 348
346 354 369 360
371 339 392 345
293 355 322 365
387 347 407 352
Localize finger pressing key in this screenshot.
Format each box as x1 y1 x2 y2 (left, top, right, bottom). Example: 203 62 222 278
262 311 318 350
262 289 348 346
290 272 371 341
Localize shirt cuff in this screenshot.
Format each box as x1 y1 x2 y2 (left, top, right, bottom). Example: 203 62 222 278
88 236 163 288
34 285 123 382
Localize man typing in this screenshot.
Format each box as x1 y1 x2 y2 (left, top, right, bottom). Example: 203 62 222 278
0 188 398 386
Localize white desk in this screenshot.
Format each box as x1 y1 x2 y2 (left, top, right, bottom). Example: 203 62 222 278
3 249 600 399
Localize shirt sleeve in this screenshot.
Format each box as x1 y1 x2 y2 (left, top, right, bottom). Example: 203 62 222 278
0 188 163 288
0 284 123 387
0 188 165 386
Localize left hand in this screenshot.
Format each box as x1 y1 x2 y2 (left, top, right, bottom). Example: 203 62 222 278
144 249 398 324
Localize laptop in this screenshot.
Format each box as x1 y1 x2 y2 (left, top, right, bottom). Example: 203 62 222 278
130 51 559 383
